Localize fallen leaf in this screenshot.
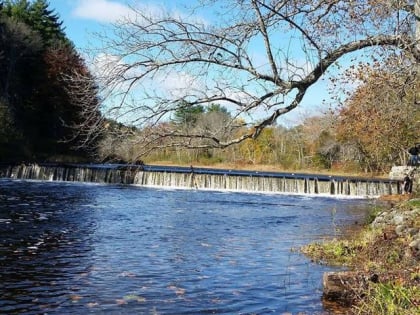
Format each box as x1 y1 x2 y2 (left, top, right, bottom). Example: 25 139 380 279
116 299 127 305
123 294 146 302
87 302 99 308
70 295 82 302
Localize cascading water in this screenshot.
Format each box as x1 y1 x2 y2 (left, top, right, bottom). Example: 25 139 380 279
0 163 400 197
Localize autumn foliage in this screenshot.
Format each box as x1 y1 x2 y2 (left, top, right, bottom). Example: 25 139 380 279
336 65 419 172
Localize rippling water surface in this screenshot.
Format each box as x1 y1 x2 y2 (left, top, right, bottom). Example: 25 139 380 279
0 179 371 314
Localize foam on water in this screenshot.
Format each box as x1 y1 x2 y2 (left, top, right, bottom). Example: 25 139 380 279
0 163 400 198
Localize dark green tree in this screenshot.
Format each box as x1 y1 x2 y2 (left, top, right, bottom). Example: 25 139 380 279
172 102 205 127
206 103 229 115
1 0 30 23
2 0 67 46
0 0 100 161
0 13 43 159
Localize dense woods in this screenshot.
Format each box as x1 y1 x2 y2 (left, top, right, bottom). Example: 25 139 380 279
0 0 418 174
0 0 99 162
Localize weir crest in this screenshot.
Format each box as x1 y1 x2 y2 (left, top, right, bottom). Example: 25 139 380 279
0 163 400 197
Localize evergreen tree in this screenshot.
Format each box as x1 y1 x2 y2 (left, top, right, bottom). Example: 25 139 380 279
2 0 68 47
0 13 43 159
0 0 99 161
1 0 31 23
172 102 205 127
28 0 68 46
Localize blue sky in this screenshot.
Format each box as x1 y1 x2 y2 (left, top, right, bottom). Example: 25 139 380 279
53 0 184 50
53 0 128 50
50 0 334 126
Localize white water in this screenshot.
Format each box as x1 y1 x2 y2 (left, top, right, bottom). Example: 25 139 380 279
0 164 400 197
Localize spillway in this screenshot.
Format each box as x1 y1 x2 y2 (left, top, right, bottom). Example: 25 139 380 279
0 163 400 197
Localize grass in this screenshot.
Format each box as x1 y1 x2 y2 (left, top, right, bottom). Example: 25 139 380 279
364 204 385 224
354 283 419 315
301 199 420 314
301 228 378 267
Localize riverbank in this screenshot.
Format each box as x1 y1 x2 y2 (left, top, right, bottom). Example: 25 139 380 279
302 197 420 314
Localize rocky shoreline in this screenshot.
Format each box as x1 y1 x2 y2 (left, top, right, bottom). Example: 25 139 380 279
372 198 420 257
303 196 420 314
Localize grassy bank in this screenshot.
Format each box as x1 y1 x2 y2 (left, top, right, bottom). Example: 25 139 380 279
301 199 420 314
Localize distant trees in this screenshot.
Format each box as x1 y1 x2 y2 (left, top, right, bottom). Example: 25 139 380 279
76 0 419 156
172 102 205 127
0 0 99 161
96 78 417 173
96 103 234 163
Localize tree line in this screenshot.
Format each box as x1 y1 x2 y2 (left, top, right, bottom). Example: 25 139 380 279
0 0 99 162
98 64 419 174
99 74 418 174
78 0 419 174
0 0 418 175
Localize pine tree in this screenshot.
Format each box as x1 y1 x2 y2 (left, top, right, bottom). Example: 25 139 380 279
0 0 99 161
2 0 69 47
28 0 68 46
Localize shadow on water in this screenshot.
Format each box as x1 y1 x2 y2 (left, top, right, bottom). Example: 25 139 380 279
0 180 97 314
0 179 372 314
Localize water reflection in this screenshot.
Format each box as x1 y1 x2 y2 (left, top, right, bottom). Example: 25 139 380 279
0 180 97 314
0 179 370 314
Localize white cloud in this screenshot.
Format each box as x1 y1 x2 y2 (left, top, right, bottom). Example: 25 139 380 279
72 0 133 23
91 53 125 80
157 72 203 98
72 0 208 26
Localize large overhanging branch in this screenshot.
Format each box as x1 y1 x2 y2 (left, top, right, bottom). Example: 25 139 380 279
79 0 419 157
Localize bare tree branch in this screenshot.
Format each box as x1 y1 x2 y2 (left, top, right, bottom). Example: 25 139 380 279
74 0 419 157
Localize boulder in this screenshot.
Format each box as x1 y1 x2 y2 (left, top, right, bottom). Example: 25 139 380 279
322 271 373 305
389 166 417 181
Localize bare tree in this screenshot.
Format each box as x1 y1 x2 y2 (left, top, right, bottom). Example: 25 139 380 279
79 0 419 157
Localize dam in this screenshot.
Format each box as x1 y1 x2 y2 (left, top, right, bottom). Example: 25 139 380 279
0 163 400 197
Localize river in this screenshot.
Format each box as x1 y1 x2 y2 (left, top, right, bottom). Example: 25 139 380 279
0 179 372 314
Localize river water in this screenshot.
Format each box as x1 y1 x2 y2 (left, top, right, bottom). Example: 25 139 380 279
0 179 372 314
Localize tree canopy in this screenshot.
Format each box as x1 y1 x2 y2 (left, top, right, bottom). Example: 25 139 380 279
1 0 68 46
79 0 419 156
0 0 99 162
336 64 419 172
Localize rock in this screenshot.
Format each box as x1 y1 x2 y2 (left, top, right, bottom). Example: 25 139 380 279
389 166 417 181
408 238 420 259
395 224 406 236
322 194 420 309
371 202 419 242
406 228 419 237
393 214 404 225
389 166 420 194
322 271 370 305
